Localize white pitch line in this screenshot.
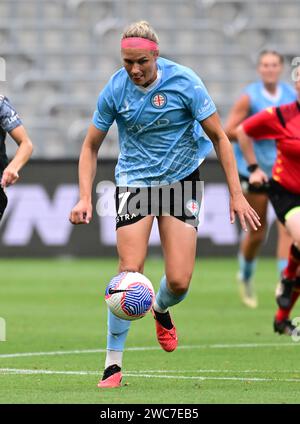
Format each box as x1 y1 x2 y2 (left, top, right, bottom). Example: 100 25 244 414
2 368 299 375
1 368 300 383
124 374 300 383
0 346 165 359
0 348 106 359
209 342 300 348
0 342 299 359
127 369 300 374
0 368 99 376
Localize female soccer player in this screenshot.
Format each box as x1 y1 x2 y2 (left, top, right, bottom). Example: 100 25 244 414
0 95 33 220
70 21 260 388
237 68 300 335
225 51 296 308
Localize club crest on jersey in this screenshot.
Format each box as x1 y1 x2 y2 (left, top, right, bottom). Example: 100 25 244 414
186 199 200 217
151 92 167 109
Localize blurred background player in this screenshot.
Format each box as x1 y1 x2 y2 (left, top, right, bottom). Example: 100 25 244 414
70 21 260 388
225 51 296 308
0 95 33 220
237 66 300 335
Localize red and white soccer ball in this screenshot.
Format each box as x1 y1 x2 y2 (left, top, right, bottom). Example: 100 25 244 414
105 272 155 321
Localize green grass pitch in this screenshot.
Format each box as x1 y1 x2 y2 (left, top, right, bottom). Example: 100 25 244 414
0 257 300 404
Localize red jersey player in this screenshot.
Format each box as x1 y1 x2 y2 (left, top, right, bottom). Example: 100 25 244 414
237 69 300 336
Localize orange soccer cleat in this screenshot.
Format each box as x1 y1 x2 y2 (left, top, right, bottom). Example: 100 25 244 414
97 364 122 388
152 308 178 352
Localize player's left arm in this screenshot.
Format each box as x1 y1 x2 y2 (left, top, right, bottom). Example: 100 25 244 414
1 125 33 188
200 111 260 232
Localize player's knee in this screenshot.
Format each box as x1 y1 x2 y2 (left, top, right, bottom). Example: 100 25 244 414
293 236 300 249
119 261 143 274
169 283 189 297
166 272 192 295
250 227 266 245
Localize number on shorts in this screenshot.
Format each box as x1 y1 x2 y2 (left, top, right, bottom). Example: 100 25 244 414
118 192 131 215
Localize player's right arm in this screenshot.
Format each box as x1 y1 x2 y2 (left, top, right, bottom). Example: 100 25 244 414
224 94 250 141
236 107 282 186
70 77 116 225
236 125 268 186
69 125 107 225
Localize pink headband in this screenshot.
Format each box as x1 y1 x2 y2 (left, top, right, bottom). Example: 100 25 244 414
121 37 159 51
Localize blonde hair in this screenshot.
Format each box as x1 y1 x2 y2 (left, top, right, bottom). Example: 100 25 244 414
122 21 159 45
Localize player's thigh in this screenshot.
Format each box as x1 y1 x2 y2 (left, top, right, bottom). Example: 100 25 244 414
276 219 292 257
117 215 155 272
158 216 197 288
285 210 300 246
244 191 269 232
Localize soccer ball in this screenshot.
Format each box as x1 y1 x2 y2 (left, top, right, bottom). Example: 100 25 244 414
105 272 155 321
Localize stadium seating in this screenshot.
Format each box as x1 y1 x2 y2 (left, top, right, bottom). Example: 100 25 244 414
1 0 299 158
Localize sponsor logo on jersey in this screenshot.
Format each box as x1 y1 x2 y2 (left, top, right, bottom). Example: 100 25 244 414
7 109 19 125
151 92 167 109
198 98 213 115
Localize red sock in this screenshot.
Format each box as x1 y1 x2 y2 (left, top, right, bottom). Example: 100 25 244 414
276 287 300 321
283 244 300 280
276 308 289 321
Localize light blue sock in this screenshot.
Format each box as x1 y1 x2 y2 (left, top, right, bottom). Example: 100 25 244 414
238 252 257 282
107 309 131 351
155 275 188 311
277 258 288 276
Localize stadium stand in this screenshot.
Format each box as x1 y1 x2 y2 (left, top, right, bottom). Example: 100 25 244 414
0 0 299 158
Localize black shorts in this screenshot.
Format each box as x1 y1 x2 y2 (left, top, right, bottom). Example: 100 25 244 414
115 168 202 230
0 187 8 221
240 175 270 194
268 179 300 224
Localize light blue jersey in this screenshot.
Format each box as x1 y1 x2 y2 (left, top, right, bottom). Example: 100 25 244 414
93 57 216 186
233 81 296 177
